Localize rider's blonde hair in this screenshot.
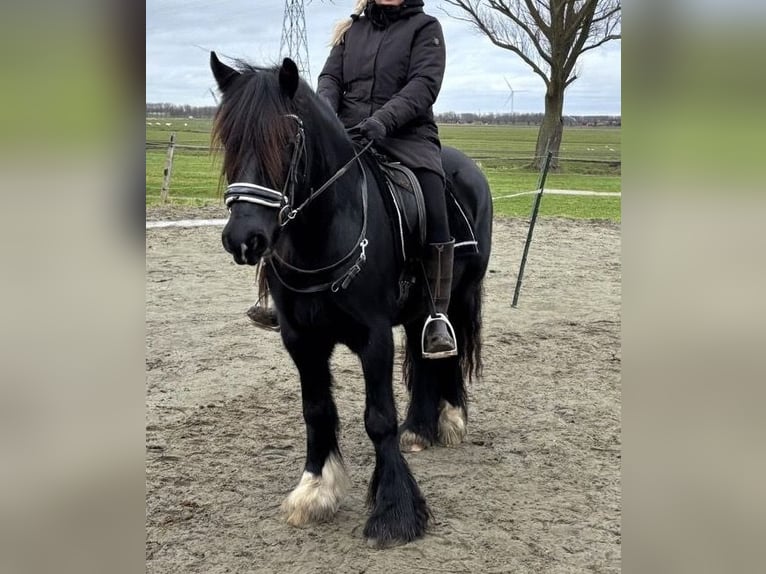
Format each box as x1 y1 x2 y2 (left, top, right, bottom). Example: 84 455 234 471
330 0 368 46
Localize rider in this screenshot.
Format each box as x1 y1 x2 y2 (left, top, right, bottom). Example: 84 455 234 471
316 0 456 358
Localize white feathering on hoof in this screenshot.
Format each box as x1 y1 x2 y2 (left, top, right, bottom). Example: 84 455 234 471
281 452 350 526
400 429 430 453
438 402 467 446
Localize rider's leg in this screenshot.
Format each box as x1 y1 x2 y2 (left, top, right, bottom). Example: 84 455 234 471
413 169 456 359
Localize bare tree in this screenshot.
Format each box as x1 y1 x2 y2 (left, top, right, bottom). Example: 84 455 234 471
442 0 621 168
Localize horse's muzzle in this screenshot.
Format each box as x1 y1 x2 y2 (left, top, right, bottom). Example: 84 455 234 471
222 224 266 266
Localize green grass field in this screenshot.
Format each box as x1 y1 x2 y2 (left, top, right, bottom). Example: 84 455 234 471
146 120 620 221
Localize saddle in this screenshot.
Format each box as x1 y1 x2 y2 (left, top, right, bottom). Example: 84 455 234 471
365 152 480 264
247 148 483 329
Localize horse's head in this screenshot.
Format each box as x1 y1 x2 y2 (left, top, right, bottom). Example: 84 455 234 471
211 52 312 265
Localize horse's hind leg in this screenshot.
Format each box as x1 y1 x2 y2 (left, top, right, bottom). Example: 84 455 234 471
280 334 349 526
399 322 440 452
431 279 478 447
355 324 429 546
435 366 468 447
436 268 488 447
400 322 467 451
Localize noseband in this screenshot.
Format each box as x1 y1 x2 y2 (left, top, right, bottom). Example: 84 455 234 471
224 115 372 226
223 114 374 293
224 114 306 223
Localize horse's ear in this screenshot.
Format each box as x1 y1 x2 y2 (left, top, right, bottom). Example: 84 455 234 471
279 58 300 99
210 51 239 92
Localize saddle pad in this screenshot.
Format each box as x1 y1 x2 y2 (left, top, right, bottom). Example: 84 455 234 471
367 154 481 261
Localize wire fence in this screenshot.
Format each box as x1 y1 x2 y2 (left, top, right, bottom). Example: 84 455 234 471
146 133 621 204
146 141 622 163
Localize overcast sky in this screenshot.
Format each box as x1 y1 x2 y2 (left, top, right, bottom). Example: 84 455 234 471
146 0 621 115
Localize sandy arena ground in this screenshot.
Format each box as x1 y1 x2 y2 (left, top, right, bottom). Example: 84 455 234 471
146 205 621 573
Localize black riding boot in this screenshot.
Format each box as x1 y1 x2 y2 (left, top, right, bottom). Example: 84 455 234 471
422 240 457 358
247 266 280 331
246 302 279 331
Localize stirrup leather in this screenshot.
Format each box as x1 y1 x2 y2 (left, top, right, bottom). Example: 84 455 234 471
421 313 458 359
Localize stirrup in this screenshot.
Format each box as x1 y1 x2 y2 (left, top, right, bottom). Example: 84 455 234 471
421 313 457 359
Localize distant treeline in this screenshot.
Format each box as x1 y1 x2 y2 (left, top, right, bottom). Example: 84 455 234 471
146 103 620 127
434 111 620 127
147 103 218 118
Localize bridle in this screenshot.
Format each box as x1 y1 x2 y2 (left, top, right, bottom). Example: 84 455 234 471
223 114 374 293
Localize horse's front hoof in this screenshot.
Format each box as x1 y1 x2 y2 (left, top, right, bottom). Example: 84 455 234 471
281 453 349 526
363 506 428 548
365 535 407 549
399 429 431 453
281 472 338 526
363 487 429 547
437 402 467 446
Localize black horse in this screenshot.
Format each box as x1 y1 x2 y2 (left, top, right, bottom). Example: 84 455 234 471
212 53 492 546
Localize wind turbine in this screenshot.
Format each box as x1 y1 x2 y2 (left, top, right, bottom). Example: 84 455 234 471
504 77 528 116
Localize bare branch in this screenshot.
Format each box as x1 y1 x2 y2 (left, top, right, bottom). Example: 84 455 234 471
444 0 551 83
578 34 621 56
521 0 550 35
486 0 553 65
592 5 621 26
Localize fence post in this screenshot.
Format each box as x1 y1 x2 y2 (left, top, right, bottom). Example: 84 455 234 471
160 132 176 203
512 149 553 308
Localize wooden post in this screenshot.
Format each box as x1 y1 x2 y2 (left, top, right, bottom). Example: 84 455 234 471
160 132 176 203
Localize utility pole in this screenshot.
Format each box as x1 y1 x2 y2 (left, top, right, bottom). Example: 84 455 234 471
280 0 311 84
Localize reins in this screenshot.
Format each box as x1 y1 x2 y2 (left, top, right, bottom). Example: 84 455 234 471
223 115 375 293
267 163 370 293
279 138 373 227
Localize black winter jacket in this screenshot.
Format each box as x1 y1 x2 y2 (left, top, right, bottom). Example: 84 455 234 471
317 1 446 177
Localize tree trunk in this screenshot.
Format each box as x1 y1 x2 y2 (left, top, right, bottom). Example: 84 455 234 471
533 83 565 170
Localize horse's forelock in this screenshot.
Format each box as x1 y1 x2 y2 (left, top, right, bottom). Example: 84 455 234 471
212 66 295 189
212 62 352 198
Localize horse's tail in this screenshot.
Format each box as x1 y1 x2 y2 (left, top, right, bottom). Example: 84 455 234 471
452 276 484 384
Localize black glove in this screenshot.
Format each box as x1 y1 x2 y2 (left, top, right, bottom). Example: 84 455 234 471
358 116 387 142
